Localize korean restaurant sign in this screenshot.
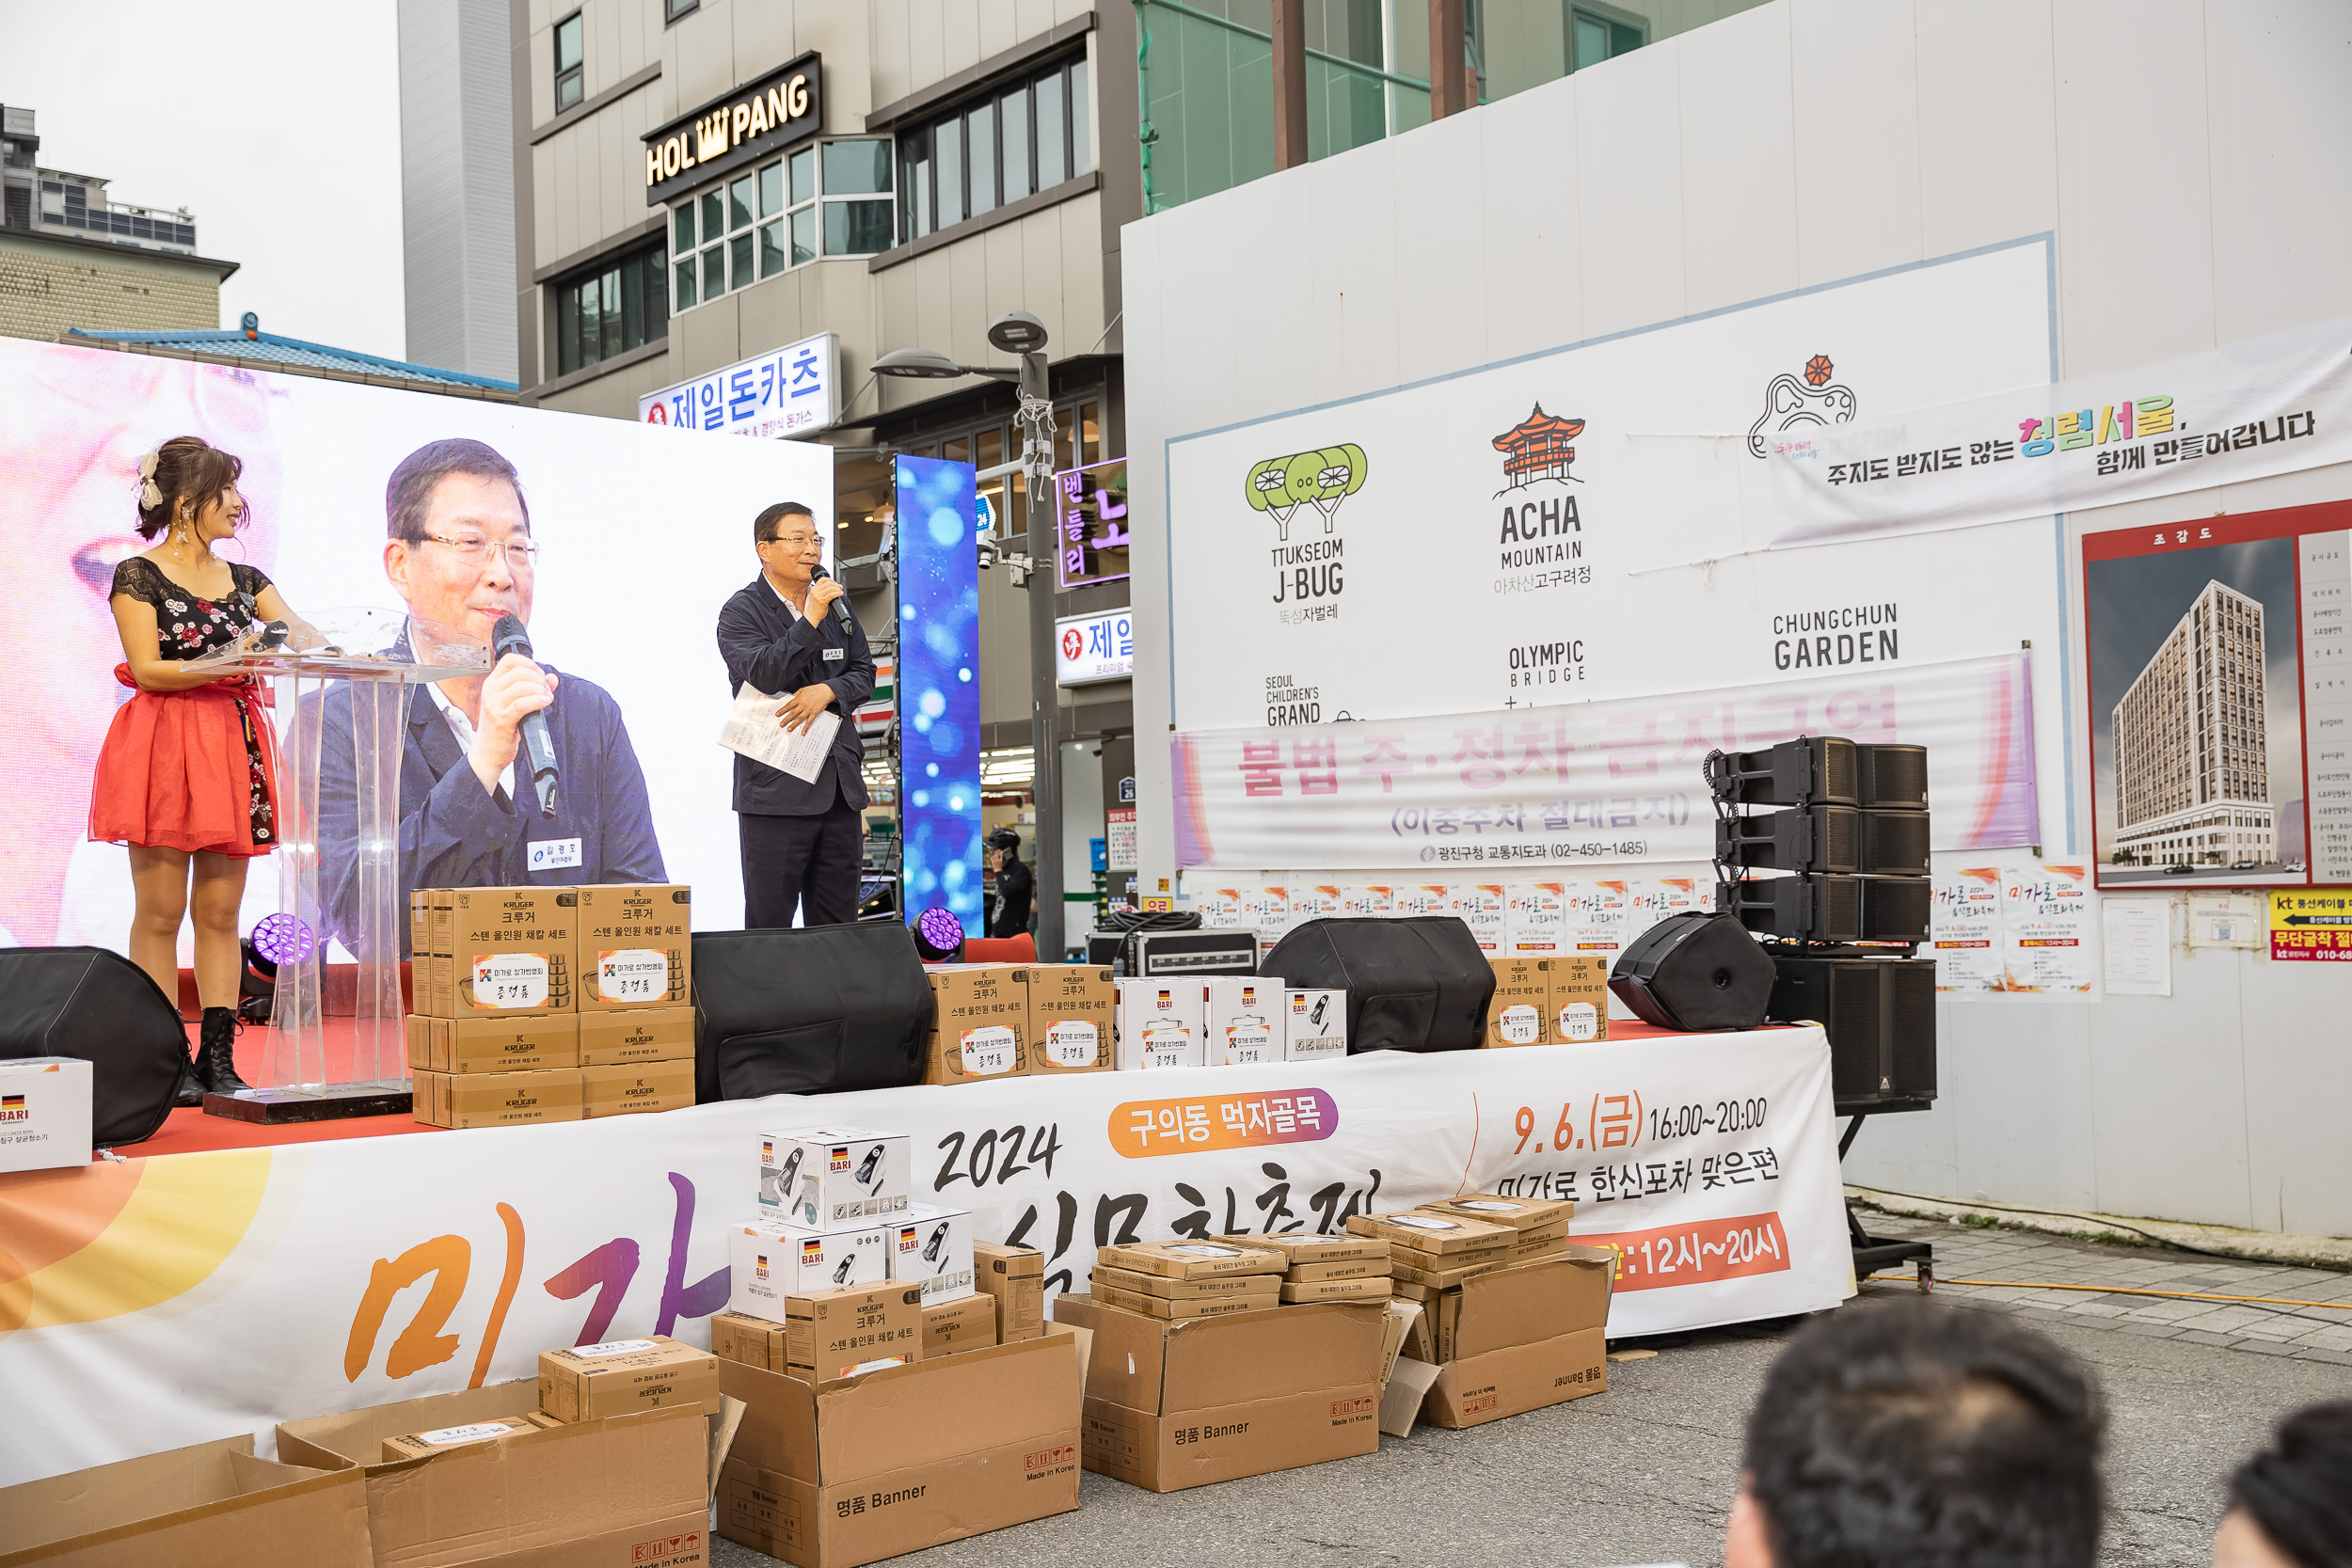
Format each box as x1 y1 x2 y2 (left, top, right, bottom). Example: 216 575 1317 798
642 53 821 206
1053 456 1131 590
1768 315 2352 547
640 332 838 438
1056 609 1135 687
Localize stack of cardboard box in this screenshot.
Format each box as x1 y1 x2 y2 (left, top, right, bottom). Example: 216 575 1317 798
1086 1238 1289 1319
1232 1230 1396 1305
406 883 695 1128
1109 979 1350 1069
1484 955 1610 1046
922 964 1118 1084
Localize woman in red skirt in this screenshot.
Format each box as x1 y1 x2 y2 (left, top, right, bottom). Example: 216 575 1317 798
90 436 311 1105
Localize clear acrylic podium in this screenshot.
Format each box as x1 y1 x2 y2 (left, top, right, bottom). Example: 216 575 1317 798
191 615 483 1121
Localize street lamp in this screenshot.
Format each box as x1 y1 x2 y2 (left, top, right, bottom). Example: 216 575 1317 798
872 311 1065 962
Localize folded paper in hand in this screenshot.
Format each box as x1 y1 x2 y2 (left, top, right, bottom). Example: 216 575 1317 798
719 682 839 784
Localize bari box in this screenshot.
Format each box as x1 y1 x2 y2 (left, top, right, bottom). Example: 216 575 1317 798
381 1416 538 1463
1205 977 1284 1066
413 1067 583 1129
0 1056 91 1172
782 1281 925 1379
574 883 691 1012
581 1059 695 1118
1284 990 1347 1061
1114 978 1206 1070
423 886 579 1017
407 1014 580 1074
538 1335 722 1422
580 1005 694 1067
1022 964 1116 1075
889 1201 977 1305
923 1292 998 1356
923 964 1030 1085
728 1219 891 1319
0 1434 373 1568
1551 955 1610 1043
756 1126 911 1226
1485 958 1552 1047
976 1240 1046 1342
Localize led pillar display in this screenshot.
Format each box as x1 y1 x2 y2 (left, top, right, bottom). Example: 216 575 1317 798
895 455 982 931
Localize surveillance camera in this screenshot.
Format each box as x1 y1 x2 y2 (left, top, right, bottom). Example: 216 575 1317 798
977 535 998 570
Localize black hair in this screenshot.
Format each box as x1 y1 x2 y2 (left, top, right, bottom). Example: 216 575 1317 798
755 500 817 545
988 828 1021 852
386 438 530 542
2229 1401 2352 1568
1744 1301 2105 1568
136 436 244 540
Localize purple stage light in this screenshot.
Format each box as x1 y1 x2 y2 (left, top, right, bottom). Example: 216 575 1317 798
914 906 964 960
251 912 315 966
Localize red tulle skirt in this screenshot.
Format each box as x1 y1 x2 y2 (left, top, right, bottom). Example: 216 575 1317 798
87 668 281 859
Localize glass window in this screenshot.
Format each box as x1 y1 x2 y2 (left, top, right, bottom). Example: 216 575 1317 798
936 118 964 229
1037 71 1066 190
729 231 754 290
790 147 816 205
728 174 754 230
673 203 695 251
699 189 723 243
663 0 697 19
1080 401 1100 465
675 253 695 310
825 138 893 195
1571 9 1644 71
826 199 894 257
901 126 932 239
1001 84 1031 200
701 244 724 300
790 206 817 266
966 103 997 215
758 220 786 277
554 12 583 112
759 162 783 217
553 240 666 378
1070 59 1090 177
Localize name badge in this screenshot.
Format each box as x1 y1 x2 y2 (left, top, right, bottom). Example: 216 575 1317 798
528 836 583 871
822 647 845 661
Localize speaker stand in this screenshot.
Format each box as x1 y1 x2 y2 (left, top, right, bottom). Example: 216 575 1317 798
1838 1112 1932 1292
202 1083 414 1123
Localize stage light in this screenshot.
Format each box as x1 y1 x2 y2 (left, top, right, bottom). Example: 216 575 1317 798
914 906 965 961
251 912 314 966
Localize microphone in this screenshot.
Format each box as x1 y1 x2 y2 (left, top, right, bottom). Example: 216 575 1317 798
810 563 855 631
490 613 559 819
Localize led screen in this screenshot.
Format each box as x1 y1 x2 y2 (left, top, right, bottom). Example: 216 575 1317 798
893 455 982 931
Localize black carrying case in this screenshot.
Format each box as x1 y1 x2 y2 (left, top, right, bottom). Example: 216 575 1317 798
691 923 935 1101
1259 915 1495 1054
0 946 185 1148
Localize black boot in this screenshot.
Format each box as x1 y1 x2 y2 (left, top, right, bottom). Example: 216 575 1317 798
198 1006 251 1096
171 1039 204 1109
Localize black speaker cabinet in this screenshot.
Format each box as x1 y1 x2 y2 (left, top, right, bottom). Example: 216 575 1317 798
1610 911 1775 1031
1261 916 1492 1053
1705 736 1860 806
1723 874 1931 942
0 946 186 1148
1767 951 1937 1114
1858 808 1932 876
1857 743 1930 809
1716 804 1860 874
691 923 934 1101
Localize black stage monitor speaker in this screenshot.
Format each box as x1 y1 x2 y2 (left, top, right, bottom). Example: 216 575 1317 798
1609 911 1775 1031
1716 804 1860 874
0 946 186 1148
1707 736 1860 806
1723 874 1931 943
1261 916 1492 1054
692 923 935 1102
1857 743 1930 809
1767 951 1937 1114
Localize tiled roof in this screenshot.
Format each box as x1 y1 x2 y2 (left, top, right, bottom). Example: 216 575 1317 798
66 328 517 392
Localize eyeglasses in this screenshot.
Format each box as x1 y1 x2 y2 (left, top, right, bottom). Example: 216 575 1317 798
762 532 820 547
420 532 541 569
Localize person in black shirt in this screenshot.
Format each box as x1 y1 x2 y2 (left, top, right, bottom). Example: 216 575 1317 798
987 827 1033 940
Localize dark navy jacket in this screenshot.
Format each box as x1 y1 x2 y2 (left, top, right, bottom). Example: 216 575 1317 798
313 665 665 960
716 573 875 816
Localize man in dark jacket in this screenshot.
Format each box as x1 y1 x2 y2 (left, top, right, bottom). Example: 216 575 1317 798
987 827 1033 939
716 501 876 927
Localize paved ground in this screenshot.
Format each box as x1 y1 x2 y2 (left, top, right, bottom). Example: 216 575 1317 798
712 1214 2352 1568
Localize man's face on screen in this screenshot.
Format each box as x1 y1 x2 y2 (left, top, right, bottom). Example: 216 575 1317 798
387 471 534 643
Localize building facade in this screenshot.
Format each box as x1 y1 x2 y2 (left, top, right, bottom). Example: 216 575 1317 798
2111 579 2274 869
400 0 523 380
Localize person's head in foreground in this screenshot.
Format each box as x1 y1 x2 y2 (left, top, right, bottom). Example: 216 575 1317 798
1726 1300 2106 1568
2215 1400 2352 1568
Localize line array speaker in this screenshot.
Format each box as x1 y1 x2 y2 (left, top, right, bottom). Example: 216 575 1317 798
1721 874 1931 943
1766 951 1937 1114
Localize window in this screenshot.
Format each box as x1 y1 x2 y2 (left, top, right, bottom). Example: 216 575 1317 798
553 12 584 112
1568 7 1644 71
663 0 697 19
668 138 892 313
898 55 1090 244
553 241 667 377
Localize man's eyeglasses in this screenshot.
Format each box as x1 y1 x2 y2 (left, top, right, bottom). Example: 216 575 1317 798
420 532 541 569
762 532 820 548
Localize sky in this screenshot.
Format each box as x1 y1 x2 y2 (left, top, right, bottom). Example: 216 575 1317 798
4 0 408 359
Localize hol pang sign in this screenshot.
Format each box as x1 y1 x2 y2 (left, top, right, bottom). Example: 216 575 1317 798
642 55 821 206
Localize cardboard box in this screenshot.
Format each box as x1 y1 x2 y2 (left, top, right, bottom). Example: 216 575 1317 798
0 1055 92 1172
1347 1211 1515 1256
922 1291 998 1356
381 1418 539 1463
1232 1232 1391 1269
718 1328 1083 1568
1285 1257 1390 1284
412 1068 584 1130
1091 1265 1285 1300
1391 1256 1513 1291
1283 989 1347 1061
1417 1193 1575 1232
923 965 1030 1085
712 1309 789 1372
1391 1238 1512 1274
1097 1239 1287 1280
976 1241 1045 1342
783 1282 924 1378
0 1434 371 1568
729 1220 891 1319
417 885 580 1018
278 1381 721 1568
1426 1250 1614 1363
1090 1283 1279 1320
405 1014 435 1073
1114 978 1206 1069
1053 1295 1385 1493
575 882 692 1012
888 1201 976 1304
1021 964 1115 1075
579 1006 695 1067
581 1059 695 1118
1485 958 1553 1047
409 888 431 958
1204 976 1284 1066
540 1335 723 1422
1512 1231 1573 1264
1551 955 1610 1043
408 887 456 956
405 1015 580 1074
1279 1275 1391 1305
1420 1327 1608 1429
755 1127 911 1227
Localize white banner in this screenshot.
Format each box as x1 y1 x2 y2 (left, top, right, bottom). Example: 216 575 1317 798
0 1031 1848 1485
1172 654 2038 871
639 331 839 438
1768 317 2352 547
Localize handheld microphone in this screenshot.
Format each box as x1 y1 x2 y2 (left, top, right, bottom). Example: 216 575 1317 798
810 563 855 632
489 613 560 819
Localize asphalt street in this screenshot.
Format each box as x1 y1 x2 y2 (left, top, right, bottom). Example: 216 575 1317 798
713 1216 2352 1568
